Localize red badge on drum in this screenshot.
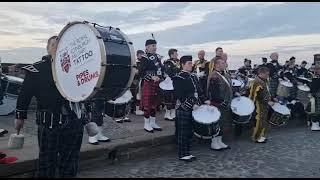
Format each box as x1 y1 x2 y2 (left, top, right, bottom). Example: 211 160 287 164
60 51 71 73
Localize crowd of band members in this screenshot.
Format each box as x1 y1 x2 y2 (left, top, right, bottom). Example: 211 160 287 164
129 39 320 162
13 35 320 178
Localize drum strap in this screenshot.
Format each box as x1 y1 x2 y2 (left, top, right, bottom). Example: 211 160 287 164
69 102 82 119
216 72 231 88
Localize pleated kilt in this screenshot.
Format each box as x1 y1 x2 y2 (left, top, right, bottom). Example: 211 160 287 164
160 89 176 109
268 78 279 98
176 108 193 158
140 80 160 110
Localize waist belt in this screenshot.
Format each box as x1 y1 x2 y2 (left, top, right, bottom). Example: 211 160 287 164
36 111 71 129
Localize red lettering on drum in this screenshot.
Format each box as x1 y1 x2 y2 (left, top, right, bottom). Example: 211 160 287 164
75 69 99 87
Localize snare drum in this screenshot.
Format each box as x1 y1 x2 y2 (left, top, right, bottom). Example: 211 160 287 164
296 84 311 109
53 21 135 102
231 96 255 124
231 79 244 93
269 103 291 126
0 75 24 116
276 80 293 98
105 90 133 119
159 77 175 107
192 105 221 139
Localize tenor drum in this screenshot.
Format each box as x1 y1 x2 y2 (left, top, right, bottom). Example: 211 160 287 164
104 90 133 118
192 105 221 139
276 80 293 98
0 75 24 116
231 79 244 93
269 103 291 126
296 84 311 109
231 96 255 124
53 21 135 102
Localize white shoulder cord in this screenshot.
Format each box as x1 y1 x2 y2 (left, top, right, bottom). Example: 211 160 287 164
69 101 82 119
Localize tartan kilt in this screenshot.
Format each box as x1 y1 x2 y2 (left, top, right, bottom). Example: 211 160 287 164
140 80 161 110
160 89 176 109
268 78 279 98
176 108 193 158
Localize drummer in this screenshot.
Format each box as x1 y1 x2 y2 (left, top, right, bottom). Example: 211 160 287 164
172 55 206 162
206 56 239 150
296 61 309 78
192 50 210 95
249 66 276 143
163 48 180 121
307 65 320 131
266 52 282 98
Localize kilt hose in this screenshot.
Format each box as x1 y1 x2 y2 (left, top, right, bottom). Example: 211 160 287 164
268 78 278 98
161 89 176 110
140 80 161 117
37 119 84 178
175 108 193 158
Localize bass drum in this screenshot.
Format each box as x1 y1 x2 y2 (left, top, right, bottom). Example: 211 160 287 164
53 21 135 102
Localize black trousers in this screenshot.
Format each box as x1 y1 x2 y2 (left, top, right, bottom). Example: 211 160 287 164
37 119 84 178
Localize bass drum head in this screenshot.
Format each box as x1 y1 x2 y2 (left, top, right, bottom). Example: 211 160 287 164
93 25 135 101
0 96 16 116
53 21 106 102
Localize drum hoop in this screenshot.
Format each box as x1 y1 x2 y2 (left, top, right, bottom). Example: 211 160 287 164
52 21 107 102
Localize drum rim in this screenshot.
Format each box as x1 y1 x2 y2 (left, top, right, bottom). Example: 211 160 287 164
297 85 310 92
52 21 107 102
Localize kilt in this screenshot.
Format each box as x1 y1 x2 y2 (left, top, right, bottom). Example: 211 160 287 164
161 89 176 109
37 118 84 178
140 80 160 110
268 78 279 98
176 108 193 158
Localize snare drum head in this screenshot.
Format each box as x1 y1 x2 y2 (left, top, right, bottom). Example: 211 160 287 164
53 22 106 102
159 77 174 90
192 105 221 124
231 79 243 87
272 103 291 115
298 85 310 92
231 96 255 116
280 80 293 87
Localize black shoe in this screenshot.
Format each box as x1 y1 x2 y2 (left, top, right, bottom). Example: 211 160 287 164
152 127 162 131
0 129 8 137
89 142 99 145
165 118 174 121
144 129 154 133
189 155 197 160
98 139 111 142
123 118 131 122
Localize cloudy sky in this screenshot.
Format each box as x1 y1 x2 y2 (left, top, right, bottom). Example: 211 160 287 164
0 2 319 69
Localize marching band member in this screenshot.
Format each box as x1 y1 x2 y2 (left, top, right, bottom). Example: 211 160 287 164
173 55 206 162
131 50 145 116
139 39 164 133
238 58 253 79
249 67 275 143
206 57 236 150
163 48 180 121
296 60 309 78
15 36 88 177
209 47 224 73
266 52 282 98
193 50 210 95
307 65 320 131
